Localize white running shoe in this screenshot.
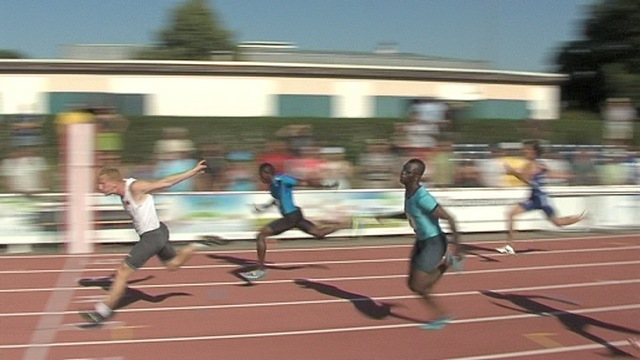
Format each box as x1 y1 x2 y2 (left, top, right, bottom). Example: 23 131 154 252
496 245 516 255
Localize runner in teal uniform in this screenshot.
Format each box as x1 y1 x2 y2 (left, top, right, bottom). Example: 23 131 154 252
379 158 463 330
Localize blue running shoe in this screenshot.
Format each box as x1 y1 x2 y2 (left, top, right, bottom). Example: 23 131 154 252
420 315 453 330
240 269 267 281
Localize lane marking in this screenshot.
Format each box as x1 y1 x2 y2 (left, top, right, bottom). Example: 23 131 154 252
1 259 638 295
1 244 638 275
446 340 632 360
0 233 637 260
22 256 87 360
0 304 637 349
1 278 638 318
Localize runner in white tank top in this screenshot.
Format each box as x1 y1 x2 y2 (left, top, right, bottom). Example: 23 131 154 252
122 178 160 235
80 160 214 325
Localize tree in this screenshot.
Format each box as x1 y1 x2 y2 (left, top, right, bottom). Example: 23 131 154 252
136 0 235 60
555 0 639 111
0 49 26 59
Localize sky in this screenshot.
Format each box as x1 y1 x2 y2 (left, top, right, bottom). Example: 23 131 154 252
0 0 596 72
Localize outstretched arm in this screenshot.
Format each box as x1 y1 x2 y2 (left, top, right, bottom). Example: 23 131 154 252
132 160 207 195
254 199 277 213
504 161 534 184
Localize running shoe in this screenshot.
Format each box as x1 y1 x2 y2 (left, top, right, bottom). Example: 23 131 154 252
420 315 453 330
445 253 465 272
496 245 516 255
197 235 230 247
80 310 109 325
240 269 267 281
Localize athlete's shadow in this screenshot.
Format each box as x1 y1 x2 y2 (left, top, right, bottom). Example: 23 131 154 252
294 279 422 323
78 275 192 310
207 254 329 286
461 244 500 262
481 290 640 357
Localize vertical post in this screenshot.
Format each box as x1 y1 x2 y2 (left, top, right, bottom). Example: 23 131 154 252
66 122 95 254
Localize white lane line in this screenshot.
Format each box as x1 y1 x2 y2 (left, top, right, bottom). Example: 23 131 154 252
21 256 87 360
1 278 638 318
1 244 638 275
0 233 637 260
445 340 633 360
0 303 638 350
1 258 638 295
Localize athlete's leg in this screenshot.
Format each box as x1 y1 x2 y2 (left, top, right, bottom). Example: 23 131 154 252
506 204 527 249
297 218 350 239
549 212 585 227
102 261 136 309
164 243 198 271
256 225 276 270
408 265 449 320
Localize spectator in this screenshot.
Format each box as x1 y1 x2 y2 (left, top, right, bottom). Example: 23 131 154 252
403 107 438 160
319 147 353 189
1 146 48 194
478 145 509 187
357 138 399 189
596 153 628 185
154 127 195 162
224 151 256 191
95 107 128 166
429 139 456 188
197 142 226 191
602 98 636 147
7 110 44 148
256 140 293 176
571 149 598 185
275 124 314 156
285 146 325 189
154 134 198 192
542 150 573 186
453 159 483 187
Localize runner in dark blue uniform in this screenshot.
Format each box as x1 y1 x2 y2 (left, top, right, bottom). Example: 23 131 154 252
498 139 585 255
241 163 350 281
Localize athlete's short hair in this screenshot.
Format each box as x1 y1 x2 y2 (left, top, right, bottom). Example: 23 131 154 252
523 139 543 157
406 158 426 176
98 167 121 181
259 163 275 174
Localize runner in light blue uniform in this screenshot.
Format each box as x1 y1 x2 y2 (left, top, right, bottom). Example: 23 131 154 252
378 158 463 330
499 139 585 255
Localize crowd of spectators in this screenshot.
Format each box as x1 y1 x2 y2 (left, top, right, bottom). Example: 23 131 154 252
1 101 639 194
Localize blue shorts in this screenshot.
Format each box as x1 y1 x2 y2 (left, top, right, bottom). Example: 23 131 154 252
520 194 555 217
410 234 447 273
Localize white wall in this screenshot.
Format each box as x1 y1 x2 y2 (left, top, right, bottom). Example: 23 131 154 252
0 76 46 114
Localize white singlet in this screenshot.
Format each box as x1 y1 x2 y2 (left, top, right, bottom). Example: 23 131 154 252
121 178 160 235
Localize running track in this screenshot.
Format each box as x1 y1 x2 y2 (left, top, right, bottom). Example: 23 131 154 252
1 233 639 360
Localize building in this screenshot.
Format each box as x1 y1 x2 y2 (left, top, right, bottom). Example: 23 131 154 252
0 42 566 119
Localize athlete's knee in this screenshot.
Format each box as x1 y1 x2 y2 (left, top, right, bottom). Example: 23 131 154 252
407 278 431 295
115 262 135 278
165 262 180 271
257 227 273 239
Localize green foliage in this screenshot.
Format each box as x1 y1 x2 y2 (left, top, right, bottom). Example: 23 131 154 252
555 0 640 110
134 0 235 60
0 49 26 59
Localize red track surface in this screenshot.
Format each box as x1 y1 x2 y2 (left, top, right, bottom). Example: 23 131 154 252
1 233 639 360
